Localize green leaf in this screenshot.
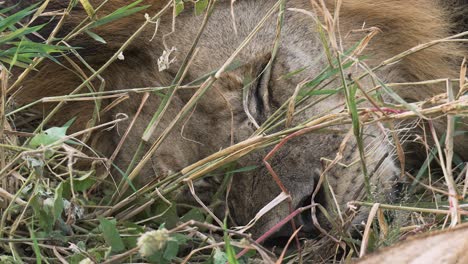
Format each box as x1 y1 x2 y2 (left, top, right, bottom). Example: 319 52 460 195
85 30 107 43
225 165 259 174
0 4 20 15
0 24 46 44
111 163 137 192
121 222 145 249
98 217 126 253
163 240 179 261
194 0 209 16
30 195 54 233
213 248 228 264
73 172 96 192
223 219 239 264
0 57 31 68
7 41 71 52
62 171 95 198
53 183 64 221
175 0 184 16
89 0 149 29
29 120 73 148
29 225 42 264
172 233 189 245
0 3 38 32
0 40 71 68
180 208 205 222
151 201 179 229
147 250 169 264
8 37 23 70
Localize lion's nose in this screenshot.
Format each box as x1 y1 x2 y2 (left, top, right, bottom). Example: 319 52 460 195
263 193 324 247
296 194 321 235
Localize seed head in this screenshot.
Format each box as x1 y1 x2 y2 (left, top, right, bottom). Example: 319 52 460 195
137 229 170 257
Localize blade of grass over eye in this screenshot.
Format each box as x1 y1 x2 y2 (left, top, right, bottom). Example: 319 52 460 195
299 60 354 97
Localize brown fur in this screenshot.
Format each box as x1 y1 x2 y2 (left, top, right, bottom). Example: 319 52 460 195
10 0 467 241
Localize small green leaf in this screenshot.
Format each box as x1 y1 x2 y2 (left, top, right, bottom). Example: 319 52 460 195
180 208 205 222
0 3 38 32
226 165 259 174
223 219 239 264
89 0 149 29
98 217 126 253
194 0 208 15
163 240 179 261
85 30 106 43
213 248 228 264
0 4 20 15
53 183 64 221
0 24 46 44
62 171 95 198
29 120 73 148
29 225 42 264
152 202 179 229
147 250 169 264
175 0 184 16
172 233 189 245
30 195 54 233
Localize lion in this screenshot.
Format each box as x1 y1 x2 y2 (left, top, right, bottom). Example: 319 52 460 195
9 0 467 251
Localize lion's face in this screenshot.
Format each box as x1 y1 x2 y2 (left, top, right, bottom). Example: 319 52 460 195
15 0 466 243
107 0 402 239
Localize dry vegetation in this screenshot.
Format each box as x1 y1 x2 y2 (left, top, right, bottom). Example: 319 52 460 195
0 0 467 263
